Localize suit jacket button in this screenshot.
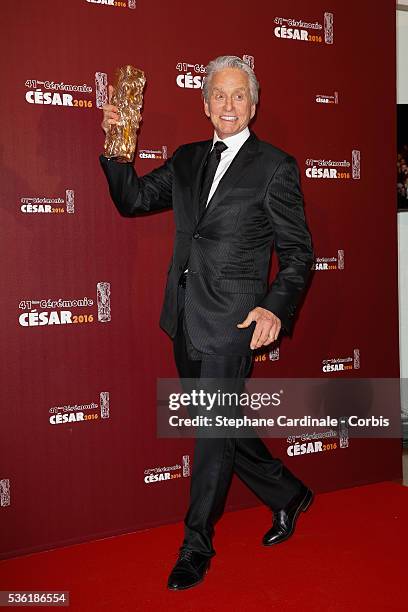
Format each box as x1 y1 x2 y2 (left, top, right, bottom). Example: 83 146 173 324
193 232 200 239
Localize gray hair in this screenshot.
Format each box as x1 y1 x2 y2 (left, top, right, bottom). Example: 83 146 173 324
202 55 259 105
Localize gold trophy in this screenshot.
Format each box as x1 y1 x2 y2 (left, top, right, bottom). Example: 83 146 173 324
104 65 146 163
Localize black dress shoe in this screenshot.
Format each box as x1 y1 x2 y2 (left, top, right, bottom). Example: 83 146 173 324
167 549 211 590
262 486 314 547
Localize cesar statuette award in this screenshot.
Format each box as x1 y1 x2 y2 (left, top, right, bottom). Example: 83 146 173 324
104 65 146 163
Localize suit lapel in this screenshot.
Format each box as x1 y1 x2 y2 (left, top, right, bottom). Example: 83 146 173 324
197 131 259 226
191 139 212 224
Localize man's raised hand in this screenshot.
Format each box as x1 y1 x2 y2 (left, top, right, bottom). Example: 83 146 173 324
101 84 119 135
237 307 281 350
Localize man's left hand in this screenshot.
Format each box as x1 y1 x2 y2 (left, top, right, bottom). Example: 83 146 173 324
237 307 281 350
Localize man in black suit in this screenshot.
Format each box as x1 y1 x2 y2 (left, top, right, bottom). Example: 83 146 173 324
100 55 314 590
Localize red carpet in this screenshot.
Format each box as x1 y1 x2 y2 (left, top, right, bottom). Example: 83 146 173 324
0 481 407 611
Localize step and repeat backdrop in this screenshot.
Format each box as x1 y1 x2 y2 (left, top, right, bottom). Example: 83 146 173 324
0 0 401 558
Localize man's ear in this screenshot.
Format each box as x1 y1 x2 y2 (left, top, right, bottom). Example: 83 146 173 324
250 104 256 120
203 98 210 118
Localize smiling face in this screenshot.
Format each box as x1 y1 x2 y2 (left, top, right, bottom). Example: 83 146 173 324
203 67 256 140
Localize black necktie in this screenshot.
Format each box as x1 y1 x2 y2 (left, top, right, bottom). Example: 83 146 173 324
198 141 228 217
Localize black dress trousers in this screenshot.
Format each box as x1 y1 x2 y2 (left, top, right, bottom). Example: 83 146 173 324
173 279 304 557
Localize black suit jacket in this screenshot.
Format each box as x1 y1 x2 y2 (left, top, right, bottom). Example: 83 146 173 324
99 131 314 355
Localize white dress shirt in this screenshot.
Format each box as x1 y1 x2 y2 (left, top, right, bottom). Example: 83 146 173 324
207 127 251 203
184 127 250 273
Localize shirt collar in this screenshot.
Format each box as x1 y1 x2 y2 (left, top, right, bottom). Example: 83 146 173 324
212 126 250 153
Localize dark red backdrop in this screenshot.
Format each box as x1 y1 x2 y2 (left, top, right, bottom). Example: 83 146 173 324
0 0 400 559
